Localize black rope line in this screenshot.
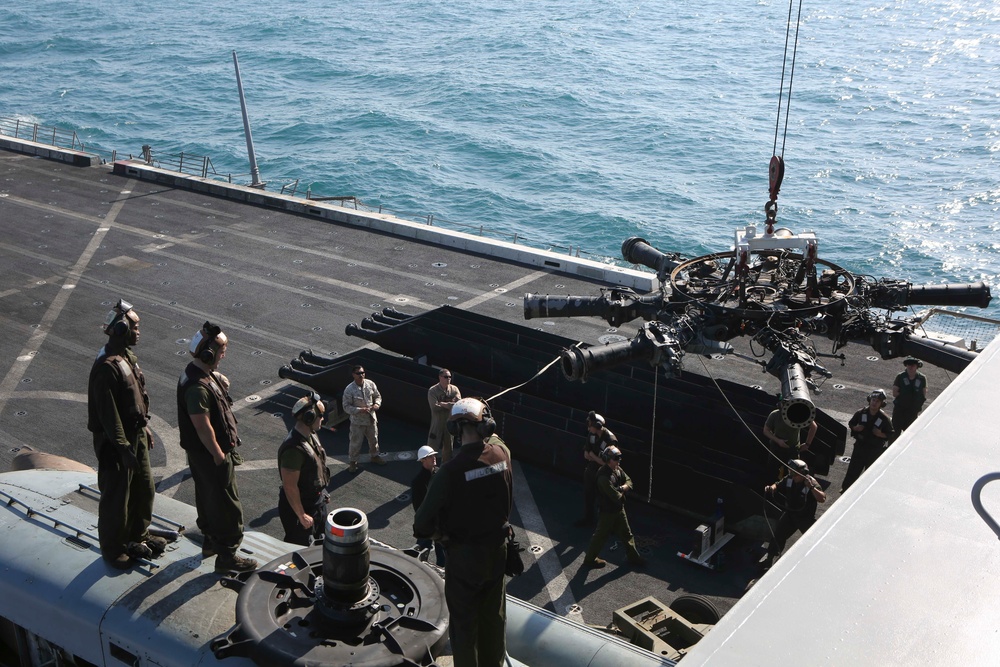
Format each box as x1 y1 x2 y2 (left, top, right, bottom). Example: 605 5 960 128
696 355 807 517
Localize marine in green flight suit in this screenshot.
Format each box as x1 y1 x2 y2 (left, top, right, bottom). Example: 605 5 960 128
86 299 159 569
414 398 513 667
583 445 646 569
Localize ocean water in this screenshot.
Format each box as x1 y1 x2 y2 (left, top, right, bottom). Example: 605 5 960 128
2 0 999 316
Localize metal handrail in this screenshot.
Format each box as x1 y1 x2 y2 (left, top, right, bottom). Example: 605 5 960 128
0 116 88 152
141 145 219 180
77 483 186 531
131 144 632 264
0 115 634 267
0 486 157 569
918 308 1000 327
0 487 99 545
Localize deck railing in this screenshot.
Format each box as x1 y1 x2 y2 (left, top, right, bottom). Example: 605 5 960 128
140 145 221 180
0 117 88 152
917 308 1000 350
0 115 625 266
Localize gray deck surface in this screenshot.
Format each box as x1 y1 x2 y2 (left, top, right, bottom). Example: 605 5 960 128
0 146 962 636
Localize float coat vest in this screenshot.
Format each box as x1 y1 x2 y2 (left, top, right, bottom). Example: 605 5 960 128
596 465 630 513
774 476 817 517
893 372 926 411
177 362 239 453
440 435 512 546
277 430 331 503
87 350 149 439
585 427 618 471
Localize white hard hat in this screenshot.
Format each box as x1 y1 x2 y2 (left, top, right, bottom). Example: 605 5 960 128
417 445 438 460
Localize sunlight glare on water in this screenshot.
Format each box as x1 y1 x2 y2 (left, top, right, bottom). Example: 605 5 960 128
1 0 997 314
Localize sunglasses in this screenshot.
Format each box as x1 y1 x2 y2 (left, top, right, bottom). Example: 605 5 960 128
354 371 366 376
441 375 452 379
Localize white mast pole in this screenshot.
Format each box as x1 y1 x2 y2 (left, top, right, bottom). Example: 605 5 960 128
232 51 264 188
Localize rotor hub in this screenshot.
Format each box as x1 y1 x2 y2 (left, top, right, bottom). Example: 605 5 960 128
212 508 448 667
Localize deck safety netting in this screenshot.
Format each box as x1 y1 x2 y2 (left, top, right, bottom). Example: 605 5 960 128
916 309 1000 351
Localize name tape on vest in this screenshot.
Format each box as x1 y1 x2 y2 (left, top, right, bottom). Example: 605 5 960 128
465 460 508 482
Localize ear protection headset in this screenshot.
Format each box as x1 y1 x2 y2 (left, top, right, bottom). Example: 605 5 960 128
868 388 887 402
190 322 226 364
293 391 324 424
601 445 622 462
787 458 810 476
446 410 497 439
475 403 497 439
587 411 605 428
446 398 497 439
104 299 135 337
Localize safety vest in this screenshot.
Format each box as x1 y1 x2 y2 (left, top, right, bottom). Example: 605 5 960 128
596 466 631 513
775 477 816 516
177 363 239 453
439 435 512 545
850 408 892 448
893 371 926 410
277 429 330 503
585 427 618 456
87 349 148 436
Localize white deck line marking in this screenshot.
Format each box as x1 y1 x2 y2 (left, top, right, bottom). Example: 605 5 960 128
153 446 362 492
459 271 547 310
216 225 482 299
0 390 86 403
0 192 130 412
455 272 580 615
147 413 183 481
511 459 581 619
154 379 295 495
154 450 303 495
146 246 427 314
3 194 440 312
0 385 184 494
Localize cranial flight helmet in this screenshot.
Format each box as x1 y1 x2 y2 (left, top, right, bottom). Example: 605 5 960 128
601 445 622 462
787 458 810 476
189 322 228 365
292 391 324 423
446 398 496 439
868 388 887 402
103 299 138 337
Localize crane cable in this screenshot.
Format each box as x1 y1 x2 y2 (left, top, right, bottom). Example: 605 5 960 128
485 343 581 403
772 0 806 160
647 367 658 504
696 355 811 521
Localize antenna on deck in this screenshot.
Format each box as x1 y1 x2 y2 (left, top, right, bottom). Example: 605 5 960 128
232 51 265 189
